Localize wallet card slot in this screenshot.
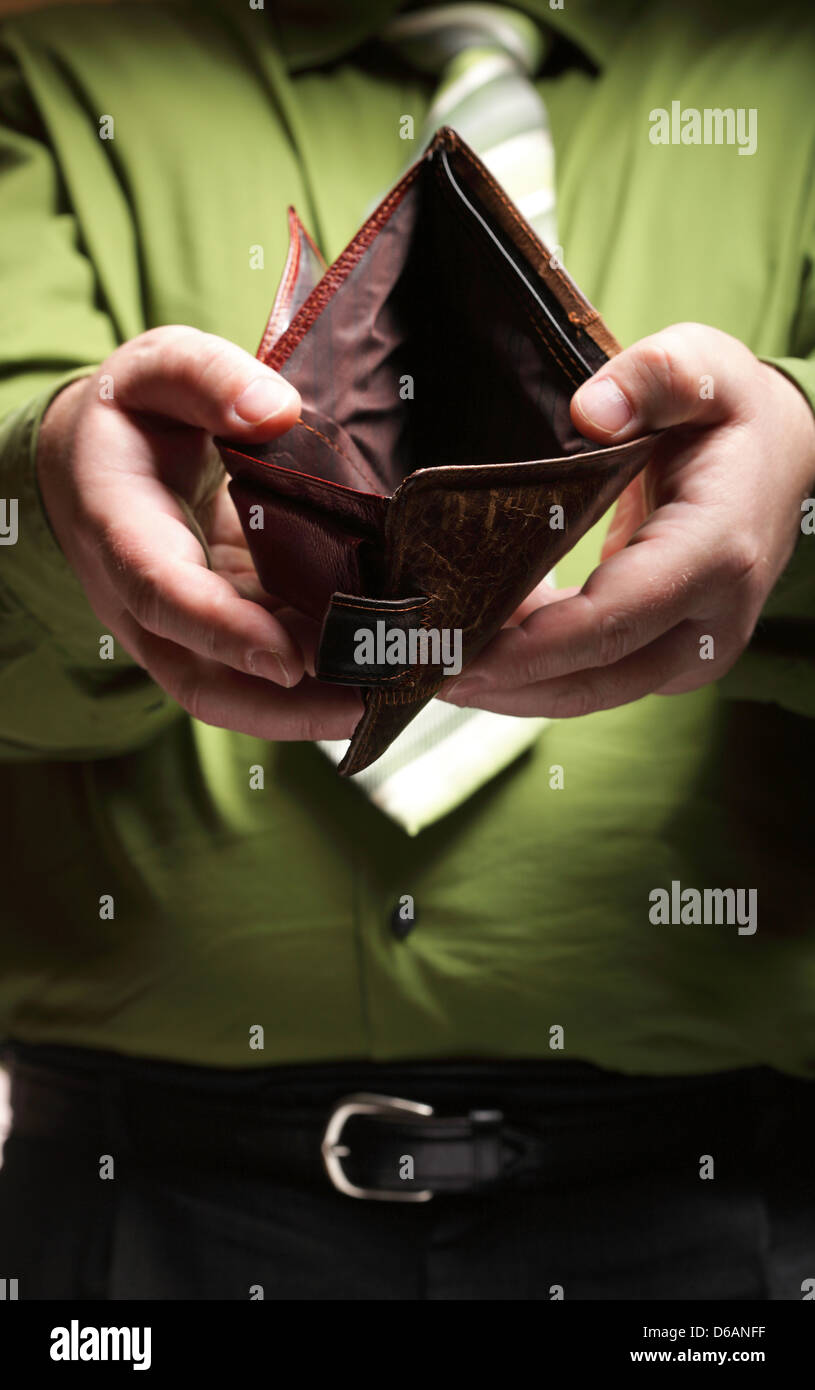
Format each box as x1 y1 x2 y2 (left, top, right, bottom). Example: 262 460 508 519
412 149 594 466
218 440 386 535
438 132 614 369
434 146 594 383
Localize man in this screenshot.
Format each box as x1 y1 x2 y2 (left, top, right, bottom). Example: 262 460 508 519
0 0 814 1300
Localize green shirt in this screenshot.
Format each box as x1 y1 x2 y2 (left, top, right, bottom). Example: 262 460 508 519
1 0 814 1074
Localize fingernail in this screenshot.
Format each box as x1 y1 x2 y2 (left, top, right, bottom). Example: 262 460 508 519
233 376 298 425
574 377 632 435
248 650 292 686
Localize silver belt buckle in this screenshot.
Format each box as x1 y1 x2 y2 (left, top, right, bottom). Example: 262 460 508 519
321 1092 434 1201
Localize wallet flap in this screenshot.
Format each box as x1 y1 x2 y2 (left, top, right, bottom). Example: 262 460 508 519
316 593 434 684
337 433 657 775
261 175 424 494
228 480 374 623
218 434 387 533
383 435 660 660
258 206 327 361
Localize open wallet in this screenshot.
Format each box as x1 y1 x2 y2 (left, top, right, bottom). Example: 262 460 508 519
215 126 656 776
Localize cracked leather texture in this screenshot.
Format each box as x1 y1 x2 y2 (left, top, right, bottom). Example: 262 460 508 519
215 127 657 776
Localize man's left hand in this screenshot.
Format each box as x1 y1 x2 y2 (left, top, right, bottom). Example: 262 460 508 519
442 322 815 717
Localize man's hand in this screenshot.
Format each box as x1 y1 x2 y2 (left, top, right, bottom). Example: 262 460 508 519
37 325 362 740
443 322 815 718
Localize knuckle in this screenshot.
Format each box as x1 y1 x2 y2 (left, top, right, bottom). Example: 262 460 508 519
514 651 549 686
634 334 698 411
201 620 219 661
126 564 164 632
118 625 149 671
134 324 193 353
119 324 190 372
547 680 597 719
717 539 762 590
94 520 138 587
191 336 246 401
174 671 207 724
114 326 208 402
197 586 232 659
597 609 637 666
289 715 325 743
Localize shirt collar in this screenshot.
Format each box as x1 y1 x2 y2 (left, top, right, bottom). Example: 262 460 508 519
265 0 646 73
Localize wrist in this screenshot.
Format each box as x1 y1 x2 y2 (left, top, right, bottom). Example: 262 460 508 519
760 360 815 494
35 375 92 522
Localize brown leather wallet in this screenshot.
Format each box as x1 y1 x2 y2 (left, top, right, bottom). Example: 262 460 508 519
216 127 656 776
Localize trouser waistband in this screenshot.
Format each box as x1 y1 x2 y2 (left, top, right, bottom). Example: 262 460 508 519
3 1041 810 1200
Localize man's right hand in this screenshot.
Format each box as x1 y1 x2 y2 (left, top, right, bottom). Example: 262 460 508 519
36 325 363 741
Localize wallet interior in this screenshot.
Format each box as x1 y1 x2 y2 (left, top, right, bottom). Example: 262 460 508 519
247 145 611 497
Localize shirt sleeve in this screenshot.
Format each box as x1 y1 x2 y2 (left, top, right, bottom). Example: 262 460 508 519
716 346 815 720
0 41 179 759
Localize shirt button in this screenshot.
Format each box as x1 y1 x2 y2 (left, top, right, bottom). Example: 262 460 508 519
390 898 417 941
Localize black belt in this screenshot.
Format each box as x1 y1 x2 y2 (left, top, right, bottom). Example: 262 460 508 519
3 1043 792 1202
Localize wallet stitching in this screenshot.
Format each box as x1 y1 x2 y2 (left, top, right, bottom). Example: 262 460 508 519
433 180 583 388
295 419 386 492
400 436 652 496
432 154 586 386
350 678 442 768
451 136 599 332
330 596 427 614
321 596 434 683
383 681 444 703
320 667 426 685
350 698 392 769
220 444 387 530
259 213 331 363
265 166 424 370
258 217 301 362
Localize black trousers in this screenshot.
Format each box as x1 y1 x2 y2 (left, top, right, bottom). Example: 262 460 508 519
1 1043 814 1300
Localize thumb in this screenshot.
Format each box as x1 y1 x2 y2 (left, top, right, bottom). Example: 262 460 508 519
570 322 750 444
106 324 301 438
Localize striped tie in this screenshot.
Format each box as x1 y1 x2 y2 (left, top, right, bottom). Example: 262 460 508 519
319 3 557 833
384 2 558 247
